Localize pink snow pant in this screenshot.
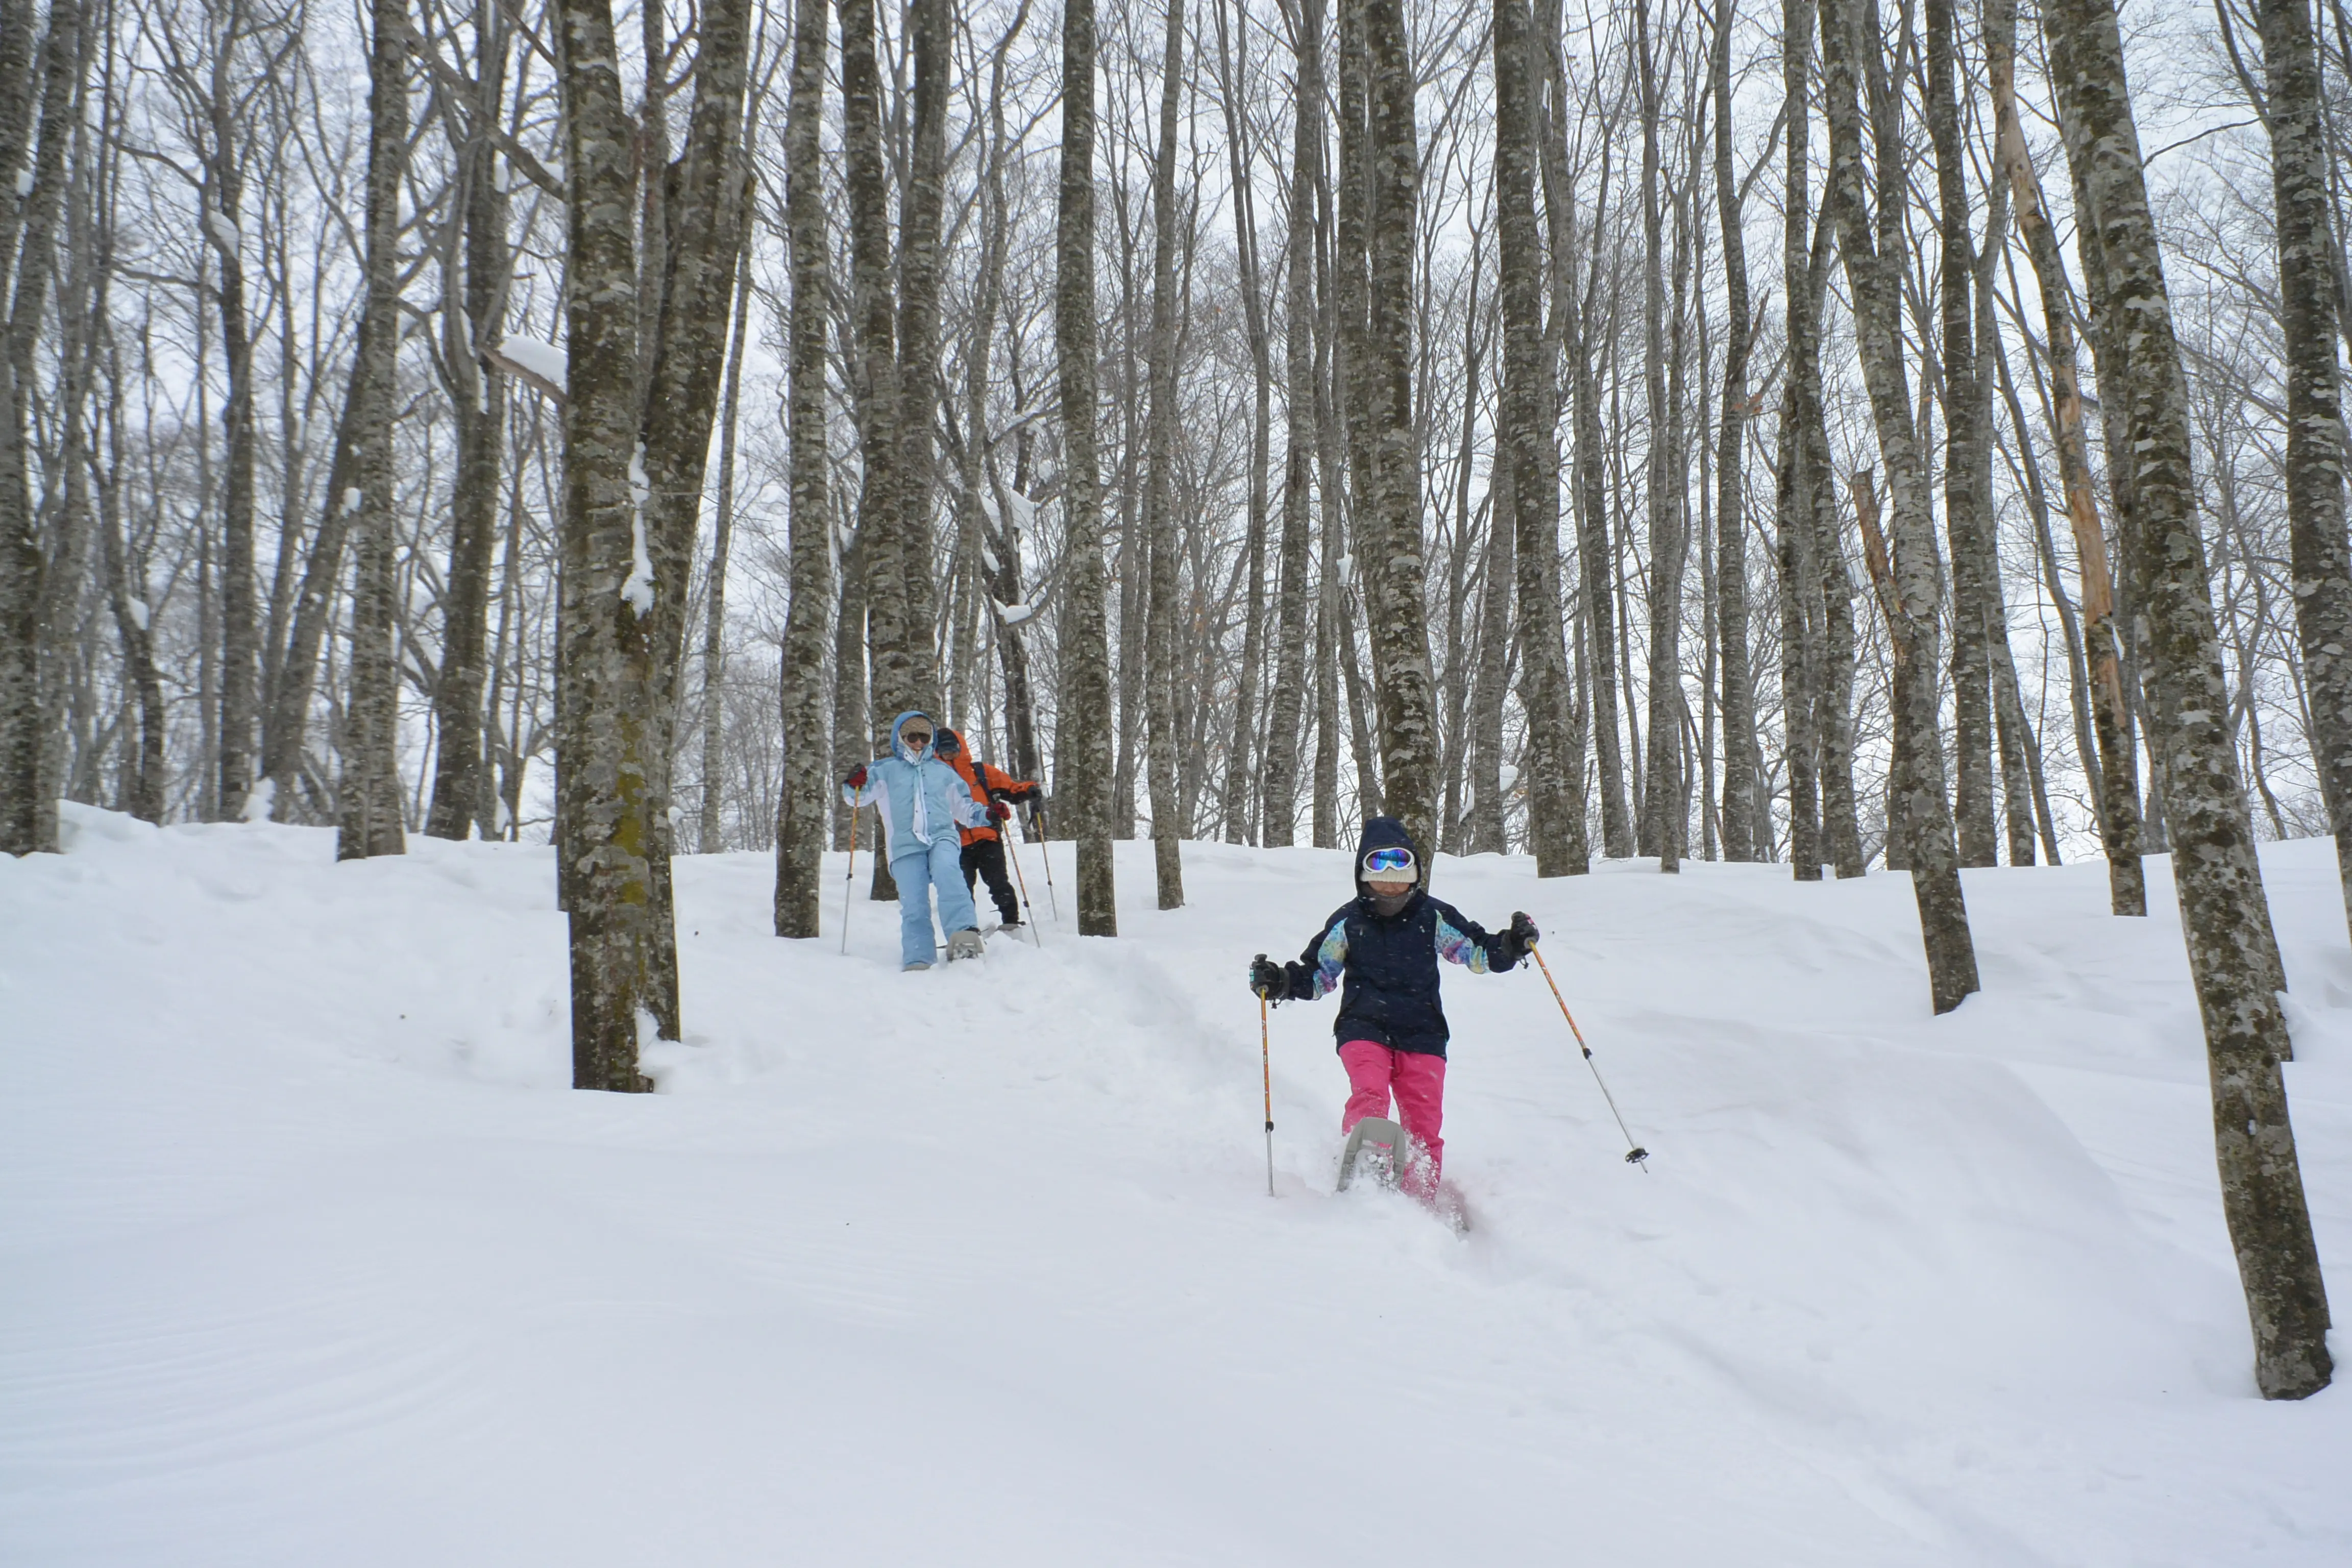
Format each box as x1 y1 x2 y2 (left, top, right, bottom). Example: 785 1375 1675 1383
1339 1040 1446 1197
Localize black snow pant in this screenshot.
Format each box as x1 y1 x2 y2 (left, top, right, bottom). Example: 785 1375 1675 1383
961 837 1021 925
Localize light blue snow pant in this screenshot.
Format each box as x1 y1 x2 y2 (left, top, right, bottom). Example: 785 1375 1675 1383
893 835 979 967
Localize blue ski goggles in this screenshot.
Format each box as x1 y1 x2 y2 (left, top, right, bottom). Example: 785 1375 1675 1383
1362 847 1416 876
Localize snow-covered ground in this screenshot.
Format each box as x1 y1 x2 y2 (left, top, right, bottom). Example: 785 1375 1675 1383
4 805 2348 1565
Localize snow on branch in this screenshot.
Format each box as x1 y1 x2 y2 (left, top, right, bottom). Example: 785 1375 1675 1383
486 336 569 402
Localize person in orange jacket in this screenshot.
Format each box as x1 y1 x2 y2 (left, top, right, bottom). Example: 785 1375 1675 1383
933 728 1041 928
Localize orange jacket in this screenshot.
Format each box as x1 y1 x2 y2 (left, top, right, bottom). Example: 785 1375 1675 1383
942 748 1035 844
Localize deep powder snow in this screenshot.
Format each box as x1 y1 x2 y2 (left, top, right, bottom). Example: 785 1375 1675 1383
3 805 2347 1563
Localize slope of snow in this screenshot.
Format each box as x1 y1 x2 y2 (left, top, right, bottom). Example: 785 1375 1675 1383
3 805 2347 1564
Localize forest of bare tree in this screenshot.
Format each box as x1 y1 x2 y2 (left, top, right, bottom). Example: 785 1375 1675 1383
0 0 2338 1392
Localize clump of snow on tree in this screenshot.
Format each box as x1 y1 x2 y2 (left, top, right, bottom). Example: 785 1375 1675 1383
498 336 569 396
994 590 1047 626
621 444 656 616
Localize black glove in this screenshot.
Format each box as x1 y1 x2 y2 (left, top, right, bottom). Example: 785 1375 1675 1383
1496 911 1538 963
1248 953 1286 1001
844 763 869 790
1011 782 1042 801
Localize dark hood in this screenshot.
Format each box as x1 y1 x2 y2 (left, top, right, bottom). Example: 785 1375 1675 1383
1353 815 1425 900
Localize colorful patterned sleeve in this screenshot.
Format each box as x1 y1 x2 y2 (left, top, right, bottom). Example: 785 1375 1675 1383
1434 911 1495 974
1292 917 1349 1000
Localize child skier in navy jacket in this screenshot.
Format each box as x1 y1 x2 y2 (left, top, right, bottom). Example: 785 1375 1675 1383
1250 816 1537 1197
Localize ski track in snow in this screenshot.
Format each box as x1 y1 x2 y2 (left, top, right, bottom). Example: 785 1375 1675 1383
3 803 2349 1564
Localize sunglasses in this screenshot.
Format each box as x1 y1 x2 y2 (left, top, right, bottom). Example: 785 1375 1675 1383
901 729 934 747
1362 847 1416 875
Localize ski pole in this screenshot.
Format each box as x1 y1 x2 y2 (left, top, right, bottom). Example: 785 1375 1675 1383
1527 943 1650 1169
1032 803 1062 923
839 802 860 955
1000 809 1045 947
1260 994 1276 1196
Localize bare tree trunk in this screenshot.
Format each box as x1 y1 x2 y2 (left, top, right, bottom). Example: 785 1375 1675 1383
1535 0 1590 845
1569 149 1629 857
427 12 511 842
1778 0 1829 877
95 305 163 824
1811 416 1867 876
959 3 1036 791
698 157 757 854
207 27 257 825
1638 0 1683 871
1262 0 1323 849
774 0 834 937
337 0 408 863
554 0 753 1084
555 0 659 1088
839 0 908 758
1349 0 1437 851
0 0 40 850
1467 438 1513 854
1143 0 1187 906
636 0 757 1014
261 301 369 821
1991 0 2144 913
1312 69 1345 850
1438 260 1483 855
895 0 950 716
1058 0 1118 933
830 528 867 849
1313 324 1344 846
1713 0 1758 862
1495 0 1584 874
1927 0 1994 867
1332 0 1375 829
1213 0 1271 847
40 44 96 837
2047 0 2331 1400
2261 0 2352 943
1994 334 2088 866
1775 403 1822 875
1823 0 1976 1012
0 0 81 853
1973 178 2039 868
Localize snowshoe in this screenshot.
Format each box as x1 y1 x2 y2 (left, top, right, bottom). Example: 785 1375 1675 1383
1337 1116 1404 1192
903 960 933 972
946 928 986 962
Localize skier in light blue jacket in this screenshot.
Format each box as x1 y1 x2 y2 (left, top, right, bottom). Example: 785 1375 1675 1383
842 711 994 969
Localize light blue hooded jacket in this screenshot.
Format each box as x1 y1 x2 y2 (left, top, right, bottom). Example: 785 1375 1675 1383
842 710 991 861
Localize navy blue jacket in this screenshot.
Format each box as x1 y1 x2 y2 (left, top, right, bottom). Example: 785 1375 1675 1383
1274 817 1520 1059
